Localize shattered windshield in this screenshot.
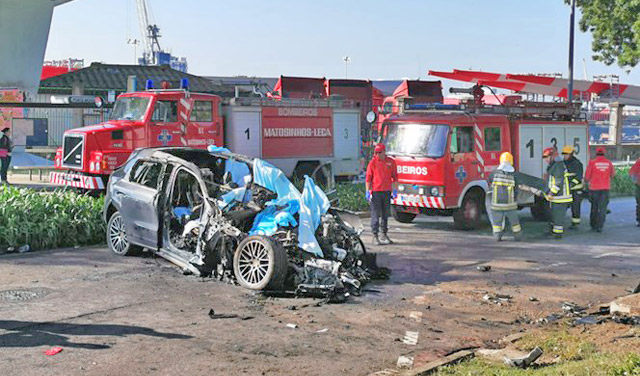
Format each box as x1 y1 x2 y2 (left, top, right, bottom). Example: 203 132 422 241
383 123 449 158
110 97 151 121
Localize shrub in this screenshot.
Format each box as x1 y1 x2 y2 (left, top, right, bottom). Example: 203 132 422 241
0 186 105 250
336 183 368 212
611 166 635 197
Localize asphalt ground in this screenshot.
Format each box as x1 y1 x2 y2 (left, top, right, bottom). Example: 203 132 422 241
0 197 638 375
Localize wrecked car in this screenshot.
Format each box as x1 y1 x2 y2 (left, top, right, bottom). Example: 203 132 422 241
104 147 383 301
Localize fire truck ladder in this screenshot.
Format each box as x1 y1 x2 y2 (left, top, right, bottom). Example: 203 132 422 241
402 101 581 120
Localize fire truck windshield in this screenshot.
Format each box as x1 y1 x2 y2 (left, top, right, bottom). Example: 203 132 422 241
110 97 151 121
383 123 449 158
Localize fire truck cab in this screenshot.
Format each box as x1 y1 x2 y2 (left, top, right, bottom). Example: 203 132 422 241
51 88 223 189
382 102 588 229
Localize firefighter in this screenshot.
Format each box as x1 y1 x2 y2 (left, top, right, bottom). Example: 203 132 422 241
562 145 584 228
543 147 573 239
487 152 522 241
630 158 640 227
585 147 615 232
365 143 398 245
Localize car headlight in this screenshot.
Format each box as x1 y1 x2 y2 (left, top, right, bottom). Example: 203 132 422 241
398 185 405 192
430 187 440 196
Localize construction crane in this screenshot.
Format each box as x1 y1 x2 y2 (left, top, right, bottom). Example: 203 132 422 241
134 0 188 72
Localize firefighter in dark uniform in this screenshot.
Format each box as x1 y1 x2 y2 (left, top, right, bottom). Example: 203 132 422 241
487 152 523 241
562 145 584 228
543 147 573 239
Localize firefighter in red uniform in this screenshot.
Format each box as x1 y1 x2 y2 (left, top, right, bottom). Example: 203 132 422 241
365 143 398 245
585 147 615 232
630 158 640 227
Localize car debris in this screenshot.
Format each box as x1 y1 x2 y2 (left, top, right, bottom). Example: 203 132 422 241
315 328 328 333
503 346 543 368
207 308 254 320
44 347 63 356
286 323 298 329
562 301 587 316
483 293 512 305
104 147 387 303
573 315 603 325
396 355 414 369
476 265 491 272
529 296 538 302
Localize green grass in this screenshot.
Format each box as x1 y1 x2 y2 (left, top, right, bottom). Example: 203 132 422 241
435 328 640 376
435 353 640 376
0 186 105 250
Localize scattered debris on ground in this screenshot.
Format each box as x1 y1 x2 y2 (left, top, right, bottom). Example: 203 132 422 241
482 293 512 305
477 265 491 272
503 346 543 368
44 347 63 356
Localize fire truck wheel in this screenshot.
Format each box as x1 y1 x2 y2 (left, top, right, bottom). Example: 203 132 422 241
453 192 483 230
391 207 417 223
530 196 551 221
107 211 142 256
233 236 288 291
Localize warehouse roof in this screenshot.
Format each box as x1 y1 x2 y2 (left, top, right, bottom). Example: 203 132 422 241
39 63 234 97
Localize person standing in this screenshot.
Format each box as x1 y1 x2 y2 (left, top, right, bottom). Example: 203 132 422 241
585 147 615 232
487 152 523 241
562 145 584 228
365 143 398 245
630 158 640 227
543 147 573 239
0 128 12 184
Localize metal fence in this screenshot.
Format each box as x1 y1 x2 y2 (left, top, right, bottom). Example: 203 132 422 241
23 107 111 146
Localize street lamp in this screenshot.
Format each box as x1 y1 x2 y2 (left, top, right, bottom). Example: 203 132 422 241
127 38 140 64
567 0 576 102
343 56 351 78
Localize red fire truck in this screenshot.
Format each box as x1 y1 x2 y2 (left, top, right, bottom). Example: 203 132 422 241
50 82 361 189
382 100 589 229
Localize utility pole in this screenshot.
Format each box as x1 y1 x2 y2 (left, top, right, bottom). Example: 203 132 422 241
567 0 576 102
343 56 351 78
127 38 140 64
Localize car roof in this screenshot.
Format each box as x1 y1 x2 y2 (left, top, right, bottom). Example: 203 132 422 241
132 147 255 167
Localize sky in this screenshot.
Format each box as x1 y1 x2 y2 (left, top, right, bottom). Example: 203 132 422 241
45 0 639 87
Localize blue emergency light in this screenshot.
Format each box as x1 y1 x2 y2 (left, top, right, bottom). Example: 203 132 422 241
145 79 154 90
180 78 189 90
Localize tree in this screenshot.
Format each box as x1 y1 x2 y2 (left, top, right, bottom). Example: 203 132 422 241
568 0 640 69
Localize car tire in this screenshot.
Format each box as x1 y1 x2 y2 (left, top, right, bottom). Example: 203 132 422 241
391 207 417 223
107 211 141 256
530 196 550 221
233 235 288 291
453 191 483 230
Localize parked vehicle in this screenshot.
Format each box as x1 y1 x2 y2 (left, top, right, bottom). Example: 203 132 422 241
103 147 382 301
381 101 589 229
50 81 361 190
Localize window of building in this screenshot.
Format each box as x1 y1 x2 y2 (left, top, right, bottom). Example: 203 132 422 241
151 100 178 123
450 126 474 153
484 127 502 151
190 101 213 122
130 160 162 189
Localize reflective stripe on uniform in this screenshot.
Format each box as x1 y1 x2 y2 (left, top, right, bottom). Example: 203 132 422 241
552 225 564 234
492 225 504 233
512 224 522 233
571 217 581 224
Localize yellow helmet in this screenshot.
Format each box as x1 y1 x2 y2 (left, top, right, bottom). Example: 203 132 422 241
499 152 514 165
561 145 574 155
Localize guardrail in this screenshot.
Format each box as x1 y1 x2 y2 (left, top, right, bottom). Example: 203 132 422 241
11 166 56 181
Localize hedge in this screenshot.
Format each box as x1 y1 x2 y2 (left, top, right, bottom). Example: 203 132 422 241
0 186 105 250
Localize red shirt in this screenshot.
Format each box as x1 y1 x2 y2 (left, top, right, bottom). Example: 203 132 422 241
630 159 640 185
585 156 615 191
366 156 398 192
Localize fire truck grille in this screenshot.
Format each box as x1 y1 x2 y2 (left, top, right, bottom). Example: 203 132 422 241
62 135 84 168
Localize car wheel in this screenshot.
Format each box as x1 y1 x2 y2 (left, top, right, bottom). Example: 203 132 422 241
233 235 288 291
453 192 484 230
391 207 417 223
107 211 140 256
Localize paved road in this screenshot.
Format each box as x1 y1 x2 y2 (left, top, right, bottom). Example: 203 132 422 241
0 197 637 375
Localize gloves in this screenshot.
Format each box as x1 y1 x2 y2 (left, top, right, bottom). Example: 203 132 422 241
392 190 398 199
365 191 372 202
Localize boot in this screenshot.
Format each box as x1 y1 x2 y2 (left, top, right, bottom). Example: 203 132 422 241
379 233 393 245
513 231 523 242
372 234 382 246
493 232 503 242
